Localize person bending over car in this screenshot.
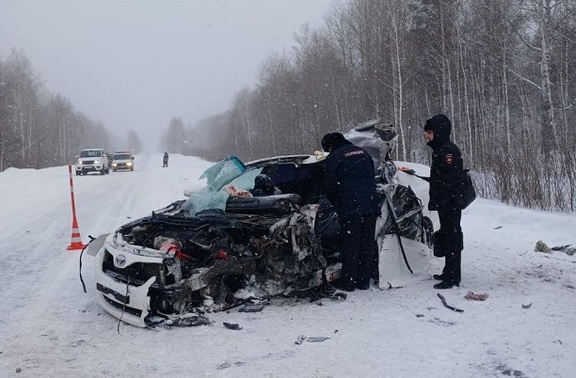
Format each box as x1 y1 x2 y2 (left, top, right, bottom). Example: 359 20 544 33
321 132 380 291
250 174 281 196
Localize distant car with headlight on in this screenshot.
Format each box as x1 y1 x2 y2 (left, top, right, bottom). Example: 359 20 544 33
111 151 135 172
75 148 110 175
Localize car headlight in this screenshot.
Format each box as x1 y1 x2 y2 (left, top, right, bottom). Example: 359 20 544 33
94 159 101 164
126 162 132 166
77 159 82 164
112 162 117 167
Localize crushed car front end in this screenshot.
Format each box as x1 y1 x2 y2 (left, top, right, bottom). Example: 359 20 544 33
94 196 333 327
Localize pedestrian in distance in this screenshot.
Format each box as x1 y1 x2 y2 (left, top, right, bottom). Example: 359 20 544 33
163 152 169 167
321 132 381 292
422 114 464 289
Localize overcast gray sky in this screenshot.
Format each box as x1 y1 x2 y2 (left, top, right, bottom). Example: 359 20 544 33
0 0 333 150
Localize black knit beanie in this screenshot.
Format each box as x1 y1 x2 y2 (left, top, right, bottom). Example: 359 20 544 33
321 132 347 152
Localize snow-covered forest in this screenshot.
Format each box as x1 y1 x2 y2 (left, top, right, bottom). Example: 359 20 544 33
2 0 576 211
175 0 575 211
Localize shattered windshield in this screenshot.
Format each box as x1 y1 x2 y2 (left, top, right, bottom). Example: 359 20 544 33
181 156 249 215
200 155 247 192
224 168 262 191
182 166 263 215
181 155 323 216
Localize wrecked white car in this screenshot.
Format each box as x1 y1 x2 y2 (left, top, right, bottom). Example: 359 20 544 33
88 120 437 327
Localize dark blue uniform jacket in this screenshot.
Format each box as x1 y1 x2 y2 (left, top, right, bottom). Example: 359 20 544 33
324 140 381 221
427 125 463 211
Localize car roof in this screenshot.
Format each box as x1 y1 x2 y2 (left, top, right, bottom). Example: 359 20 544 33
245 154 326 168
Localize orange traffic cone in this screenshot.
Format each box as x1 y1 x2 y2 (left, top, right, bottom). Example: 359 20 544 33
67 215 86 251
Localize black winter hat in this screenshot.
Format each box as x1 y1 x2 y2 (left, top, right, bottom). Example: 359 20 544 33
254 174 275 193
424 114 452 140
321 132 347 152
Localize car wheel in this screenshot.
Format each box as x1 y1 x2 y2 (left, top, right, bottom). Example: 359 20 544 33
100 169 105 175
421 216 434 248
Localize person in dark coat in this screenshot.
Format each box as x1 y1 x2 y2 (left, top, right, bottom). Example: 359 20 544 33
250 174 281 196
424 114 464 289
163 152 169 167
321 132 381 291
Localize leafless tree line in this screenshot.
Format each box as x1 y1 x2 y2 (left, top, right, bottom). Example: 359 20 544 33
169 0 576 211
0 49 147 170
0 50 114 170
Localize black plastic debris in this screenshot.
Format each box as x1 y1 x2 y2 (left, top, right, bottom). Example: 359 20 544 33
223 322 243 330
239 303 265 313
295 335 307 345
165 315 211 327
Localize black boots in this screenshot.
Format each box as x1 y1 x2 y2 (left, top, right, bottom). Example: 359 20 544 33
433 280 460 289
433 273 460 289
332 279 355 292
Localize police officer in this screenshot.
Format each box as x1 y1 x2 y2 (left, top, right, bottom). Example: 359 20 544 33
424 114 464 289
321 132 380 291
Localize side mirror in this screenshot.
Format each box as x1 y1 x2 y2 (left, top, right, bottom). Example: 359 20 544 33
132 156 135 160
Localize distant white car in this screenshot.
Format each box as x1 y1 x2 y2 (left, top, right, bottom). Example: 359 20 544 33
75 148 109 175
90 120 437 327
111 151 134 172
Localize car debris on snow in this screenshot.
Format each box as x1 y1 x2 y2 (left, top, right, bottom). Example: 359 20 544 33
163 314 212 327
223 322 243 331
437 293 464 313
551 244 576 256
534 240 552 253
534 241 575 255
238 303 265 312
464 291 489 301
295 335 331 344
